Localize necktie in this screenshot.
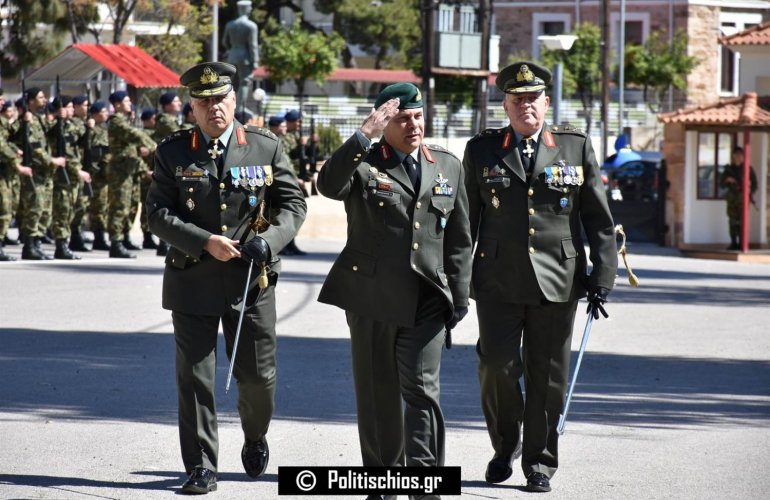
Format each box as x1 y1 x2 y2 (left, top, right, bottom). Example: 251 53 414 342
521 137 535 174
403 155 420 191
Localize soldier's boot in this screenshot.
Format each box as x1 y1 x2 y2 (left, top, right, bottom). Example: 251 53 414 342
21 237 46 260
92 229 110 251
3 234 20 246
156 240 169 257
728 236 739 251
33 237 54 260
40 229 55 245
0 245 16 262
142 231 159 249
110 240 137 259
123 231 141 251
69 225 92 252
55 239 81 260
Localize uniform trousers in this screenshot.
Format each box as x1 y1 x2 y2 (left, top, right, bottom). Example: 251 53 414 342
171 284 277 474
477 299 578 479
346 284 448 470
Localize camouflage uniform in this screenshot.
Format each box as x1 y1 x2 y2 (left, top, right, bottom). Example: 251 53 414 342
719 163 758 244
0 115 21 259
14 113 55 240
69 115 91 233
48 117 86 240
154 112 180 143
280 130 301 177
106 112 156 242
87 123 110 235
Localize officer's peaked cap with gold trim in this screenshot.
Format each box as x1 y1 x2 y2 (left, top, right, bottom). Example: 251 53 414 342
180 62 237 99
496 61 552 94
374 82 423 110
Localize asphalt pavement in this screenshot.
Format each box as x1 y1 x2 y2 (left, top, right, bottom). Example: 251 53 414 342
1 230 769 500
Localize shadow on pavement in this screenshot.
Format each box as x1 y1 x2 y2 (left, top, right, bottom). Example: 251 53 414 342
1 329 768 430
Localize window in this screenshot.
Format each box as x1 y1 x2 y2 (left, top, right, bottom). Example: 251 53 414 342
459 6 476 33
697 132 734 199
610 12 649 53
719 12 763 95
438 5 454 32
531 13 571 60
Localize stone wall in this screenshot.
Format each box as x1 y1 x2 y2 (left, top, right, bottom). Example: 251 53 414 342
685 4 721 107
662 123 687 247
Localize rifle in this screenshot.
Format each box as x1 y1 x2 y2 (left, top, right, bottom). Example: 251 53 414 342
19 80 36 189
81 117 94 198
54 75 71 185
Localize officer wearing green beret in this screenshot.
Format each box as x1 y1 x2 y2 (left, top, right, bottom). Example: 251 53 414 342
463 61 618 492
318 82 472 498
146 61 306 494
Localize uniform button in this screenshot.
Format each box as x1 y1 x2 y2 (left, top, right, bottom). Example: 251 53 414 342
528 188 534 196
528 208 535 215
416 201 422 209
480 251 486 258
221 225 227 232
220 203 226 210
352 265 359 271
378 201 384 207
219 183 225 189
563 188 569 193
412 242 419 250
529 247 535 254
529 228 536 235
414 222 420 229
188 187 194 193
412 264 417 270
491 188 496 194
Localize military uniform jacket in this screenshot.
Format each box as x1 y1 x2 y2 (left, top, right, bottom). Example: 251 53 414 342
108 113 156 173
463 124 617 304
146 122 307 316
317 134 472 328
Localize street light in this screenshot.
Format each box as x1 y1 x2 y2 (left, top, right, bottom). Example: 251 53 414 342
538 34 578 125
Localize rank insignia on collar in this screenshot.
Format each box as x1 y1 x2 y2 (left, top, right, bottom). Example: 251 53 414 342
176 166 183 177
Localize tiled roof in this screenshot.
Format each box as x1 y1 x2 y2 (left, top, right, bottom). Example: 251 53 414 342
658 93 770 127
720 21 770 46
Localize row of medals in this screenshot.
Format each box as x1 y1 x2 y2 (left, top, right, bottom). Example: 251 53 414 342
489 164 583 210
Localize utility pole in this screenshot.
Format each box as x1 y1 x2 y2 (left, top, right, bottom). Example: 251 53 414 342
600 0 610 159
474 0 491 133
422 0 436 136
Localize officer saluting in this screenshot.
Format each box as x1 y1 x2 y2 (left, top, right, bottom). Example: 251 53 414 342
146 62 306 494
317 83 472 497
463 62 617 493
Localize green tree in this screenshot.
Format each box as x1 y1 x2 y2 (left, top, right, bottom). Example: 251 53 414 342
135 0 213 75
624 29 699 113
260 18 344 114
541 23 602 133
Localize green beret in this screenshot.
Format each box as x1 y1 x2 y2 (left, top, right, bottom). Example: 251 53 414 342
180 62 236 99
374 82 423 110
496 61 552 94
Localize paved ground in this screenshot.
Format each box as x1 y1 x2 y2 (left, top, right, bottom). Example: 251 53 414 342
1 223 769 499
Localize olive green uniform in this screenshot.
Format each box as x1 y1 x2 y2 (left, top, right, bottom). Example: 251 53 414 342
147 123 306 474
463 124 617 480
13 113 55 239
719 163 757 242
69 116 91 232
0 116 21 242
87 123 110 234
318 134 472 471
48 117 86 240
107 112 156 241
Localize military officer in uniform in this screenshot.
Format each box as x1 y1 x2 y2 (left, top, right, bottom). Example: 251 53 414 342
317 83 472 499
719 146 757 250
463 62 618 493
146 61 306 494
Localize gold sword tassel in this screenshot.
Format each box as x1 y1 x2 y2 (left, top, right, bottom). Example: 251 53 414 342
615 224 640 287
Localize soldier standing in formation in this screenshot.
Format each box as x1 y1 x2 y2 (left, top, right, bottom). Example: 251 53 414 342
87 100 112 251
68 94 94 253
719 146 758 250
146 61 306 494
463 62 618 493
106 90 156 258
317 83 472 500
279 109 306 255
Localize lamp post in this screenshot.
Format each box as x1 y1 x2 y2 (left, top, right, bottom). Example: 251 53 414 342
538 35 578 125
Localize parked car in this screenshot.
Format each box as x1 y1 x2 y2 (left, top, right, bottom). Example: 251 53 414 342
602 151 663 202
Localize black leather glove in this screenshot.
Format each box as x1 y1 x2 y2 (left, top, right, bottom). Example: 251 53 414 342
240 236 271 264
446 306 468 331
586 287 610 320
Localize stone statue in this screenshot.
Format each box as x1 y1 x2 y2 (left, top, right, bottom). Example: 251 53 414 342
222 0 259 107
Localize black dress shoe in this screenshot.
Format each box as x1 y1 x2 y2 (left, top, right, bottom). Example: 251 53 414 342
526 472 551 492
484 441 522 484
242 437 269 478
181 467 217 494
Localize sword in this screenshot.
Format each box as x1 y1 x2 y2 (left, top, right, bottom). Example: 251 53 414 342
557 311 594 435
225 259 269 394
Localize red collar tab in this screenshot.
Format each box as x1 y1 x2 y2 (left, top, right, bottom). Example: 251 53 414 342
191 129 200 151
235 127 246 145
502 131 513 150
381 144 391 161
421 144 435 163
543 130 555 148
